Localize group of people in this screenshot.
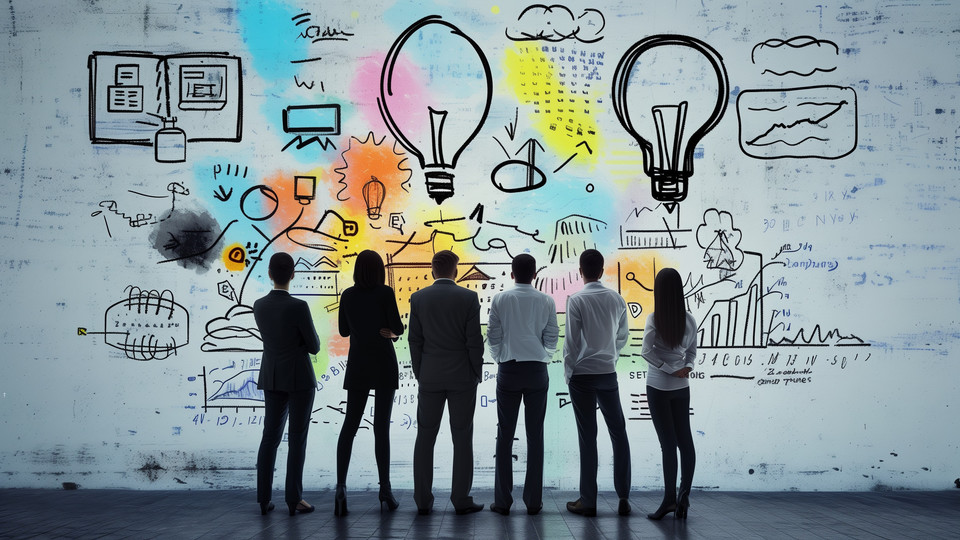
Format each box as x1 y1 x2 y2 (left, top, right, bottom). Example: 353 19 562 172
252 248 697 520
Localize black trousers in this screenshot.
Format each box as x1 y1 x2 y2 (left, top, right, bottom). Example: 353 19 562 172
568 372 631 507
257 387 315 505
646 385 695 502
413 385 478 511
336 387 396 486
494 361 548 511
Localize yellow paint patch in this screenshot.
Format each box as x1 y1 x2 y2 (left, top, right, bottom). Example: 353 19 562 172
502 43 605 167
491 5 500 14
222 243 246 271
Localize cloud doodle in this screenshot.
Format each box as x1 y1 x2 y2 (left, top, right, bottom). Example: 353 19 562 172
506 5 605 43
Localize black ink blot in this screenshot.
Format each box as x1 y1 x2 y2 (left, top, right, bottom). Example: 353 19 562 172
149 209 223 273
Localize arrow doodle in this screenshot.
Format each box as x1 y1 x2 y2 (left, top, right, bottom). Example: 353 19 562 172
505 107 518 140
490 138 548 193
163 233 181 252
554 140 594 173
213 185 233 202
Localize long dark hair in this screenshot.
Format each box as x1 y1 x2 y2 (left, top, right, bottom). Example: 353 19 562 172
653 267 686 349
353 250 386 289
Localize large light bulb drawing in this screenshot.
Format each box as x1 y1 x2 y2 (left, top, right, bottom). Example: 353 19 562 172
612 35 729 212
379 16 493 204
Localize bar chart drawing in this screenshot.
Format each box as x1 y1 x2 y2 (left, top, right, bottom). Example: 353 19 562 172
697 280 764 348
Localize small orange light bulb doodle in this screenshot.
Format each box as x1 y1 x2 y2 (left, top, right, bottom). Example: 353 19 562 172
223 244 246 272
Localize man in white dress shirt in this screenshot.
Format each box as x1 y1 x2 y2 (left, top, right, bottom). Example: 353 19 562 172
486 253 559 516
562 249 632 517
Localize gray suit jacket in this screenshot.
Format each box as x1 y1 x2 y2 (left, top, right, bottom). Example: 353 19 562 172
408 279 484 391
253 290 321 392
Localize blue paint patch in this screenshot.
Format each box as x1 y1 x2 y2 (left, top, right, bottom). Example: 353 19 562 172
383 1 444 33
236 0 333 167
236 0 305 82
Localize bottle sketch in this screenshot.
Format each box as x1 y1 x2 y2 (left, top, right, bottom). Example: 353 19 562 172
155 117 186 163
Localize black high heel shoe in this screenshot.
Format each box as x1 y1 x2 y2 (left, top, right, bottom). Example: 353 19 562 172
288 500 315 516
646 500 677 520
259 502 274 515
676 488 690 519
378 484 399 512
334 484 349 517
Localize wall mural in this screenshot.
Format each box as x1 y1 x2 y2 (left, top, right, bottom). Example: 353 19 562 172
1 0 957 492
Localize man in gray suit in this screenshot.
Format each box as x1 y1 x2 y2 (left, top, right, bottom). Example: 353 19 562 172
409 250 485 515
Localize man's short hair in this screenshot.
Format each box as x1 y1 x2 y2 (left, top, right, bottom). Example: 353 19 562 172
512 253 537 284
431 250 459 279
268 252 295 286
579 249 604 280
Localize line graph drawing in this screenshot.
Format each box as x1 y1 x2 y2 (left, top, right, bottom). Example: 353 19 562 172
618 204 691 250
208 369 263 402
767 324 868 347
737 85 857 159
199 366 263 411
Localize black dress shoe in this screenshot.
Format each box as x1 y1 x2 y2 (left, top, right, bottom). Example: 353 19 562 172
618 498 631 516
454 502 484 515
526 505 543 515
259 502 274 515
289 500 315 516
566 499 597 517
490 504 509 516
417 507 432 515
646 501 677 520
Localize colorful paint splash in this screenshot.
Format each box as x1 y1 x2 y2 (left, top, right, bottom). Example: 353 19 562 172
502 43 605 166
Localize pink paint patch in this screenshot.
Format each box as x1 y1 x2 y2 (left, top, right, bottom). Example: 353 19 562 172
351 53 430 140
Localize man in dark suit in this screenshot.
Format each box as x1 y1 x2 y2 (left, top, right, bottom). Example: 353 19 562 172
409 250 485 515
253 252 321 516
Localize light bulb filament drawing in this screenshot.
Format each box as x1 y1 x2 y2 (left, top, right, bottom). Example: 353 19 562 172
362 176 386 220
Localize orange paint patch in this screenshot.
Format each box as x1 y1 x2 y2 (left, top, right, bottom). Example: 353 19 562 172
259 170 321 236
326 332 350 358
611 251 676 327
332 133 412 221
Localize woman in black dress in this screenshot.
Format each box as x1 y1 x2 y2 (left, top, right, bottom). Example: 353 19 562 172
334 250 405 516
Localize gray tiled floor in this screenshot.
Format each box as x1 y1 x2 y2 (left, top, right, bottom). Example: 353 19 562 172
1 488 958 539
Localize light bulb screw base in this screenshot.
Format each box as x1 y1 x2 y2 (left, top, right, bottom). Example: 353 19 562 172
649 168 690 203
424 170 454 204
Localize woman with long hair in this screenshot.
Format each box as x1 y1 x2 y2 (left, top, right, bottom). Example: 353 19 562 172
641 267 698 520
334 250 405 516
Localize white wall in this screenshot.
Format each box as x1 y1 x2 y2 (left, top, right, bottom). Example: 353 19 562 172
1 0 958 492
